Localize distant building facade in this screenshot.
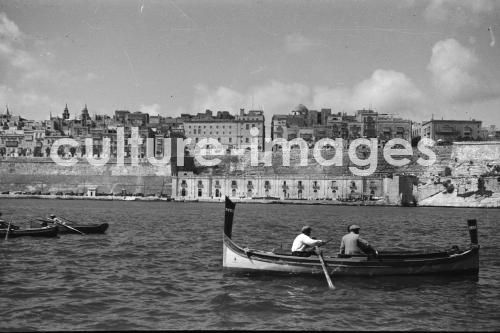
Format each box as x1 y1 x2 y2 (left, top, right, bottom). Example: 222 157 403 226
271 105 411 145
421 119 482 143
182 109 265 151
172 174 403 203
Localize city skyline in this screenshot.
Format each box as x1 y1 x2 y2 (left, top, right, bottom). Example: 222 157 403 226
1 0 500 127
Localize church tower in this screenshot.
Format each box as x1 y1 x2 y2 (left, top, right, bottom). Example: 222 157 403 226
81 104 90 125
63 104 70 120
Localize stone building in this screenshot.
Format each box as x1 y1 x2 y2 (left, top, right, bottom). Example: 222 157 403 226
271 105 411 144
172 174 402 203
421 119 482 143
182 109 265 152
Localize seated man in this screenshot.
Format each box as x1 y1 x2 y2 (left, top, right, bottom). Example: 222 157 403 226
0 221 19 230
291 225 324 257
48 214 65 224
339 224 378 256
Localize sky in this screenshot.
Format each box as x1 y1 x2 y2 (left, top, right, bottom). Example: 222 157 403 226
0 0 499 128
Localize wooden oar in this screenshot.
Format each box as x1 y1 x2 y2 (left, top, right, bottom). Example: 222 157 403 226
53 219 85 235
315 247 335 289
4 219 12 241
321 238 335 246
59 215 79 224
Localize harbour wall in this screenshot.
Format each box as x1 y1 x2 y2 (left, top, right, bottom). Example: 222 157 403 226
2 142 500 207
0 158 172 196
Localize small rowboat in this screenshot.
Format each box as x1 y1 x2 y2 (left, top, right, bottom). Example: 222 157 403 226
222 197 480 276
57 223 109 234
0 225 58 238
37 218 109 235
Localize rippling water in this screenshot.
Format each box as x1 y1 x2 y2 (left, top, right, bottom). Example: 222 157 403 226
0 198 499 330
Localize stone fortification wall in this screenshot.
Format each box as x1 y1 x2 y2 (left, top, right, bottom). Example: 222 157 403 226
0 158 171 195
450 142 500 177
5 143 498 206
415 142 500 206
198 147 427 177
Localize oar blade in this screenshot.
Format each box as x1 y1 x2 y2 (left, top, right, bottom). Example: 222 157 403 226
316 247 335 290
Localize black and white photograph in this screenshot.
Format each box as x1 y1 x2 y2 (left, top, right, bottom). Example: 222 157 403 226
1 0 499 331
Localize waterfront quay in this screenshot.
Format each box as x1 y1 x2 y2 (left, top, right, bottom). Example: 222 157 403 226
2 141 500 207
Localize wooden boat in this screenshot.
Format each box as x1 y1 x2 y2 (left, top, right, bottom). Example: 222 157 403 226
222 197 480 276
37 217 109 235
57 222 109 234
0 224 58 238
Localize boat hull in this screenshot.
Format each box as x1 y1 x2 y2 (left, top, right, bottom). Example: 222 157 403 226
58 223 109 234
0 225 59 238
222 196 480 277
223 235 479 276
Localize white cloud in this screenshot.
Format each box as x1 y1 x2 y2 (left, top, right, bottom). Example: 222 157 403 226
0 12 21 41
192 84 246 112
424 0 495 25
191 81 311 126
312 70 425 118
284 33 317 54
192 73 426 124
427 38 499 103
140 103 162 116
251 81 311 114
86 72 99 82
0 12 74 118
0 84 62 119
313 86 352 111
352 70 425 112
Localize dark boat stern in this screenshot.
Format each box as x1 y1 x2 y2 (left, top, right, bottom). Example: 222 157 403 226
224 196 236 239
467 219 480 274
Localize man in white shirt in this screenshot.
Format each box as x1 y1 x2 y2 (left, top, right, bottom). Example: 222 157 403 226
291 225 324 257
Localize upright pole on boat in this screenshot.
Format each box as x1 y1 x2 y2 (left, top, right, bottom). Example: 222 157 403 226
467 219 478 246
224 196 236 239
4 219 11 240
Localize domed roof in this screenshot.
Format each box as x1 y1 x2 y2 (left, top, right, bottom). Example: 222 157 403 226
293 104 308 113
